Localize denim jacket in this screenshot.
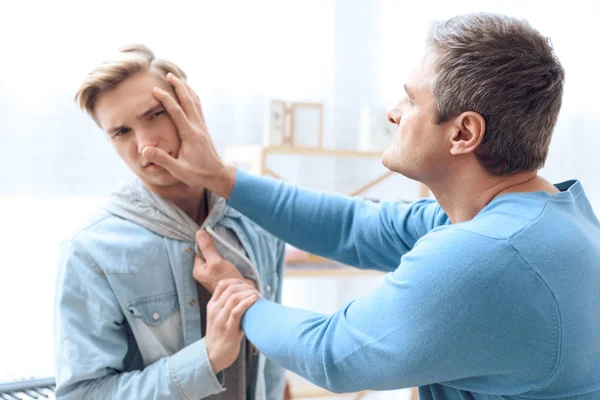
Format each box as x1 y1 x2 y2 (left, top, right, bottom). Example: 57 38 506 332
53 186 285 400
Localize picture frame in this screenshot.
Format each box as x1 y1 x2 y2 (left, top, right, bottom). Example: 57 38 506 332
290 102 324 148
268 99 291 146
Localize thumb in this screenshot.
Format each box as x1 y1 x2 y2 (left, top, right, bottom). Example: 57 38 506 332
142 146 182 175
196 230 221 263
192 254 208 281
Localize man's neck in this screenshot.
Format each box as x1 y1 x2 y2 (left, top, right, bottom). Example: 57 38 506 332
426 164 558 224
147 182 208 225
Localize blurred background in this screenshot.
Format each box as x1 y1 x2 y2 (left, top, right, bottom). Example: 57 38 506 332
1 0 598 398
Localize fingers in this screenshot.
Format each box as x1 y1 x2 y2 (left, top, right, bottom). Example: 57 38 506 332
192 254 207 279
166 73 203 125
228 294 258 326
142 146 184 176
217 289 257 326
152 86 191 137
196 230 221 264
208 285 258 336
193 256 217 291
211 279 251 303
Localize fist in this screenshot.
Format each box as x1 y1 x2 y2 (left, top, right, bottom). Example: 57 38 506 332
194 230 248 293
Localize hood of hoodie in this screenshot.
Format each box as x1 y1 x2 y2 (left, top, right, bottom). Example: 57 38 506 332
102 178 261 291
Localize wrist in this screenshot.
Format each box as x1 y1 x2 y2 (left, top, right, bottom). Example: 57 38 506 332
207 346 225 375
212 165 236 200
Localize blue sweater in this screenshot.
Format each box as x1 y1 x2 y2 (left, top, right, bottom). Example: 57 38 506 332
232 170 600 399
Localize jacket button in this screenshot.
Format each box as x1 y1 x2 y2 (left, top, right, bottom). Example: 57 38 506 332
266 285 272 292
189 299 196 307
152 312 160 321
185 247 192 253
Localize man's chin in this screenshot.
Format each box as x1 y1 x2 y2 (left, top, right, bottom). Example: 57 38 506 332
139 173 181 188
382 152 415 180
381 149 400 172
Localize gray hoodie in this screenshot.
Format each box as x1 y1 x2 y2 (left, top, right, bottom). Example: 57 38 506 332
103 178 262 400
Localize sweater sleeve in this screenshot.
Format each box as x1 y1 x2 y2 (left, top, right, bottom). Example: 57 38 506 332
229 169 449 272
241 229 559 393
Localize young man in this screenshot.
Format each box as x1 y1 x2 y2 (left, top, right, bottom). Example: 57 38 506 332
54 44 286 400
143 13 600 400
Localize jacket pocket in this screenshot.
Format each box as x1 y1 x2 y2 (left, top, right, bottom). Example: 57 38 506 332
127 291 184 365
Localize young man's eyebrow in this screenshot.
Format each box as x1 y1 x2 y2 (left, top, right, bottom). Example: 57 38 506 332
107 124 126 135
106 104 165 133
137 103 164 120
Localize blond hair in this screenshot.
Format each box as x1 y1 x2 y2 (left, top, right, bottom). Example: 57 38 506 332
75 44 187 121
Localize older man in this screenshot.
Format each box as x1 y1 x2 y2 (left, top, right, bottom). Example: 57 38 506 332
145 13 600 400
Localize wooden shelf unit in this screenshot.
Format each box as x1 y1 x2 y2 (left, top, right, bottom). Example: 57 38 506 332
223 144 429 198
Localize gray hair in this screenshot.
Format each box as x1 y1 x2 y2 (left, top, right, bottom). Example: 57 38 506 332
427 13 565 175
75 44 187 123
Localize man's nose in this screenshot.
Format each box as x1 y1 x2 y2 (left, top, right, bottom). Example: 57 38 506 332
387 106 401 124
137 129 160 153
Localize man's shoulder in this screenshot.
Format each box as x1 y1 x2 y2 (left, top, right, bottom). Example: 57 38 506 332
408 192 590 289
63 208 165 269
67 208 158 242
411 199 544 273
418 223 517 262
66 208 116 241
403 225 549 312
460 190 594 251
457 195 551 241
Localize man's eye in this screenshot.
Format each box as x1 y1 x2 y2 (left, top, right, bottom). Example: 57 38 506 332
150 110 165 120
114 128 130 137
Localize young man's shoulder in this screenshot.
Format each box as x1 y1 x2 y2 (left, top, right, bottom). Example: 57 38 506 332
67 208 159 242
62 208 165 273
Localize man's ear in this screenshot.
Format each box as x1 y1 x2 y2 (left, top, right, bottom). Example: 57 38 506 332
449 111 485 156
